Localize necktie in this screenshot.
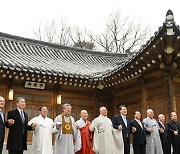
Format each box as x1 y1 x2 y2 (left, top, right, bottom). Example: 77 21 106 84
138 120 143 129
123 116 127 127
21 111 25 123
0 110 4 123
162 123 165 130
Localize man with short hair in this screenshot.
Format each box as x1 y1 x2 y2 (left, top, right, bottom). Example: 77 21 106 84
130 111 146 154
75 110 94 154
158 114 171 154
112 105 131 154
28 106 54 154
0 96 5 154
90 107 124 154
53 103 77 154
167 112 180 154
143 109 163 154
6 97 33 154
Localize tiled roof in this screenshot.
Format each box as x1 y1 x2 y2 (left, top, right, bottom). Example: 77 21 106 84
1 10 178 89
0 32 129 80
101 25 164 78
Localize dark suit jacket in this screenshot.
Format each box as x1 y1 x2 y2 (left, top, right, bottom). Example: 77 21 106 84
6 109 32 151
158 122 171 144
130 119 146 145
0 112 5 145
167 120 180 144
112 114 130 142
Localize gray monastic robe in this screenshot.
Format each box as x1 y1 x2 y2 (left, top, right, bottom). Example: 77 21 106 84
143 117 163 154
89 114 124 154
53 114 77 154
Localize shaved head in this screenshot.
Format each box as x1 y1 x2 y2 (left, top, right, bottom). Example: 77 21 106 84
100 107 106 111
0 96 4 99
100 107 107 116
81 110 87 114
80 110 88 120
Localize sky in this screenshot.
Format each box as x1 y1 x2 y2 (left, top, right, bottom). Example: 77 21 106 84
0 0 180 39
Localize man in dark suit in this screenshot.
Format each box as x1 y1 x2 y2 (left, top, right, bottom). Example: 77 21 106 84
112 105 131 154
167 112 180 154
0 96 5 154
130 111 146 154
158 114 171 154
6 97 34 154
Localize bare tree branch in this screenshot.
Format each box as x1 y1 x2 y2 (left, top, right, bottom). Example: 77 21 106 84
90 10 151 53
32 10 151 53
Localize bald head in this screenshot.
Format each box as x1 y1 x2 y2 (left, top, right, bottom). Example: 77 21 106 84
80 110 88 121
0 96 4 99
100 107 107 116
147 109 154 119
81 110 87 114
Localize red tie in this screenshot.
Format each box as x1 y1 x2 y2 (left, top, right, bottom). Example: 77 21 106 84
162 123 165 130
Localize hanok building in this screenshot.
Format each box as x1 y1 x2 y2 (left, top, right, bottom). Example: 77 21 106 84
1 10 180 141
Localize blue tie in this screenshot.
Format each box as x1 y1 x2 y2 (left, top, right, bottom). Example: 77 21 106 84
21 111 25 123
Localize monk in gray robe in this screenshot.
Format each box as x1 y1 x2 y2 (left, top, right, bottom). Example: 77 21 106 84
143 109 163 154
53 103 77 154
89 107 124 154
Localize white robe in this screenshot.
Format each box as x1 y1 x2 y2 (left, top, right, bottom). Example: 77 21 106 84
28 115 54 154
143 117 163 154
53 114 77 154
89 114 124 154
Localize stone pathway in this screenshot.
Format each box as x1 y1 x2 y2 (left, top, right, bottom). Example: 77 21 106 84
3 145 134 154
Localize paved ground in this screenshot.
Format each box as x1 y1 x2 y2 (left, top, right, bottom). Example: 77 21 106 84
2 145 37 154
3 145 134 154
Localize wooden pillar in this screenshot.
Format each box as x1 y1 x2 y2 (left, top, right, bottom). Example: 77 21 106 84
53 84 61 118
52 91 56 119
113 96 118 116
107 89 116 119
93 90 98 118
166 74 175 121
141 82 147 119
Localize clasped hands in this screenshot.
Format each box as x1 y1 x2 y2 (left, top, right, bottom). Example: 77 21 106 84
118 125 136 132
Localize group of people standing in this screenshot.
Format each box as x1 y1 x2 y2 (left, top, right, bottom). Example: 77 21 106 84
0 95 180 154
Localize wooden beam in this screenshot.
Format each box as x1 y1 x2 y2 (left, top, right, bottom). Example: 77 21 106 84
174 36 180 53
159 37 165 50
115 75 165 96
